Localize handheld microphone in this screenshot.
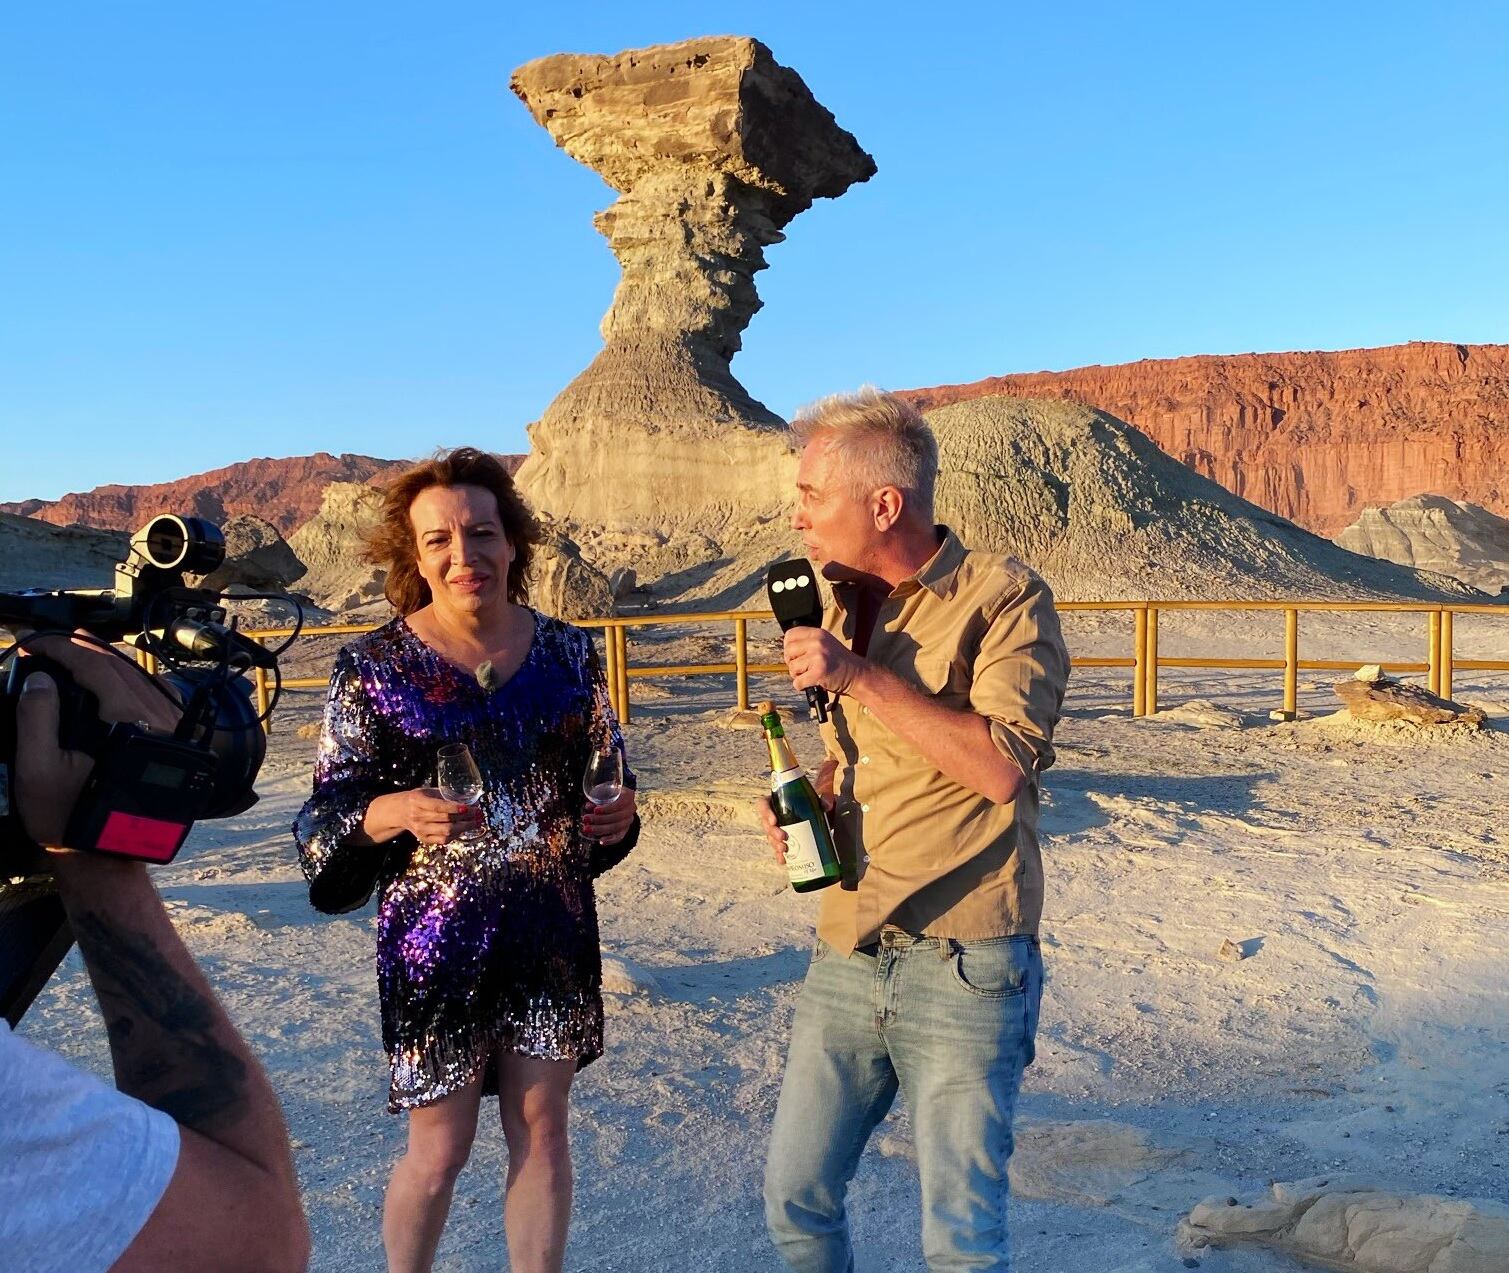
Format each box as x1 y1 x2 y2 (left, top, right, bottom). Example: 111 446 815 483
765 559 829 723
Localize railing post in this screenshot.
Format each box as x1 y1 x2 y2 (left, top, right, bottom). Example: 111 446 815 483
602 625 621 720
1428 610 1443 696
734 617 749 712
1441 609 1454 701
616 624 631 725
1132 606 1147 717
254 635 272 733
1144 606 1159 716
1281 608 1299 721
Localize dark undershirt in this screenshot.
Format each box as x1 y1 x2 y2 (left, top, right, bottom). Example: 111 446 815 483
850 586 886 659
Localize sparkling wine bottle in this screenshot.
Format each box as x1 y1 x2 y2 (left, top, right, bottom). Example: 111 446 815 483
758 701 842 893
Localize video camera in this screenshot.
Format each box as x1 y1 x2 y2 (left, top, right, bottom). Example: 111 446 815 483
0 513 301 1024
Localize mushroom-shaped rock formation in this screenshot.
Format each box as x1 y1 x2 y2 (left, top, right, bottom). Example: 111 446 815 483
510 36 875 542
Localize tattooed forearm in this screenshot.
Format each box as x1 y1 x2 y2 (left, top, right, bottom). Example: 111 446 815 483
70 909 250 1129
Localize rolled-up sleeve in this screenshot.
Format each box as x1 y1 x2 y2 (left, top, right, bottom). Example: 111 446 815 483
294 647 406 913
969 575 1071 783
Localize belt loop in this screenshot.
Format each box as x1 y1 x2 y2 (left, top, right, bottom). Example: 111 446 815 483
938 937 955 961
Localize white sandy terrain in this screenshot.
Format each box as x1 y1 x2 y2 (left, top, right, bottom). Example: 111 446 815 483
17 611 1509 1272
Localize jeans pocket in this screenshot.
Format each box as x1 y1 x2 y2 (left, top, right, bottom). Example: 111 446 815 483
949 937 1030 999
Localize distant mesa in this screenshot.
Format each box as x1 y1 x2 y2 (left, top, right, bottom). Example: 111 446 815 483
1336 495 1509 596
1 453 415 536
902 341 1509 538
1 452 526 540
509 35 874 542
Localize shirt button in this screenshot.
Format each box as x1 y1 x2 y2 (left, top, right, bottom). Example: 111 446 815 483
862 854 871 864
861 804 871 813
861 706 870 715
860 755 870 765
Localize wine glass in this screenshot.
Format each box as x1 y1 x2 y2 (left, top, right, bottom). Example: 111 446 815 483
436 742 486 842
582 746 624 838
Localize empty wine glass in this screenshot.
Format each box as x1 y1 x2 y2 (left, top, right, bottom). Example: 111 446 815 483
582 746 624 812
436 742 485 842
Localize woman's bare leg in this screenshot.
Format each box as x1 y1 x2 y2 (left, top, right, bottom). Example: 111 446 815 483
383 1074 485 1272
496 1054 576 1273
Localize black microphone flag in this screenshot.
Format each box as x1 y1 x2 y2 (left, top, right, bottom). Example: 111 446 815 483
765 559 829 723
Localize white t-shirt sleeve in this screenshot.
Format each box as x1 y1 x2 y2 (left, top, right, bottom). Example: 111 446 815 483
0 1020 180 1273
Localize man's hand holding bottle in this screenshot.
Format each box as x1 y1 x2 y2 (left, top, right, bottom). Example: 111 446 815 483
757 757 836 867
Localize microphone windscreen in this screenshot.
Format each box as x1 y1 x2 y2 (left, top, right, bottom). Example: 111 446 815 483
766 559 823 631
475 660 500 692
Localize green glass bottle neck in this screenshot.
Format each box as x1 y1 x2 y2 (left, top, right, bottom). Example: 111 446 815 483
765 728 799 775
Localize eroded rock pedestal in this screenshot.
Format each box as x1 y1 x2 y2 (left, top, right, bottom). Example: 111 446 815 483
510 37 874 550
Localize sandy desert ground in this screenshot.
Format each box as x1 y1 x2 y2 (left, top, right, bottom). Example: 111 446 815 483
18 610 1509 1271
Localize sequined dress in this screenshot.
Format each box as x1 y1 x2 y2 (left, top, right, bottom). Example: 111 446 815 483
294 611 635 1111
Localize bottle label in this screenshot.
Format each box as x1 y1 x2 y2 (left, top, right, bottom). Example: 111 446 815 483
783 820 826 884
770 766 803 793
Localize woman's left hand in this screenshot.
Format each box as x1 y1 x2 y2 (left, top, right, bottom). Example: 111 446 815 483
583 788 637 845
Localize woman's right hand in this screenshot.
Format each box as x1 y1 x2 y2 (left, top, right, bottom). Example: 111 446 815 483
363 788 483 847
755 759 836 867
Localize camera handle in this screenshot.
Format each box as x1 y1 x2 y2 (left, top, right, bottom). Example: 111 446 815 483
4 654 112 759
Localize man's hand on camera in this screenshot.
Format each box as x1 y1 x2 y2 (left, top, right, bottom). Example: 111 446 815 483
10 629 182 851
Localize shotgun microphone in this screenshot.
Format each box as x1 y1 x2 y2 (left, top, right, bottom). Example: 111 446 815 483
765 559 829 723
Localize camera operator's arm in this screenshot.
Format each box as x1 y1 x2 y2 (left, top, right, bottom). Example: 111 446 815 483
15 667 309 1272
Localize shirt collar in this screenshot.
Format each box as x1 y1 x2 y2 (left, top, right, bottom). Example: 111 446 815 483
832 525 966 605
907 525 966 599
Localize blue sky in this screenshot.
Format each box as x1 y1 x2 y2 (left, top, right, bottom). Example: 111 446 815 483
3 2 1507 501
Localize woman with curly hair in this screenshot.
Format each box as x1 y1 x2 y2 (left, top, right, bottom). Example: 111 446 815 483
294 447 637 1273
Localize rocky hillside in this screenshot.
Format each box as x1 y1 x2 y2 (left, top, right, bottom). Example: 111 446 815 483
586 396 1484 611
1337 496 1509 596
922 397 1479 603
902 342 1509 537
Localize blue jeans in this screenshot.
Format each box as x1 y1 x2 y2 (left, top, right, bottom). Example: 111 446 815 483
764 931 1043 1273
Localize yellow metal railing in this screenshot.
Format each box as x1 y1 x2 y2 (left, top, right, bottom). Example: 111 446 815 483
230 598 1509 732
8 600 1506 731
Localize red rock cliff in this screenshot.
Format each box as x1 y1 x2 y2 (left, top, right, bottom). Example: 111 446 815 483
902 341 1509 536
2 452 533 536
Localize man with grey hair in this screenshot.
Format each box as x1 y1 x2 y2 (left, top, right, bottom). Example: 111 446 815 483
758 387 1069 1272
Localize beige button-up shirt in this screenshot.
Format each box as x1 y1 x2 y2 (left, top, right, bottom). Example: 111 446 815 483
816 528 1070 956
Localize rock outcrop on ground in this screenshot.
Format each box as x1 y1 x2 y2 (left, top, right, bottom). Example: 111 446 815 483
1334 667 1485 727
1182 1176 1509 1272
529 526 615 621
2 453 414 535
286 483 386 613
902 342 1509 536
1337 495 1509 596
186 515 307 594
283 485 613 623
0 512 126 593
509 36 874 543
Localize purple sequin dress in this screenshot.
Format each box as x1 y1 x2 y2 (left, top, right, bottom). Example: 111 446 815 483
294 611 635 1112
